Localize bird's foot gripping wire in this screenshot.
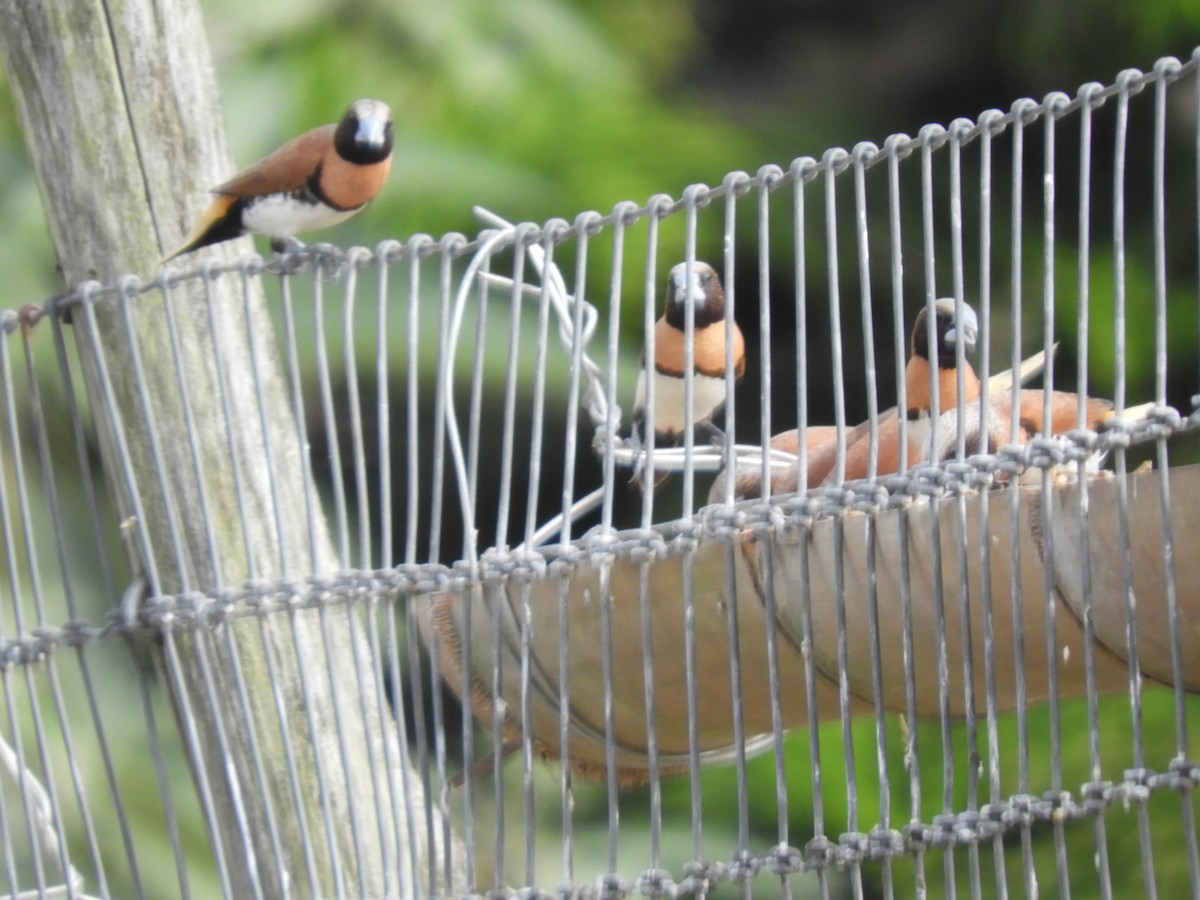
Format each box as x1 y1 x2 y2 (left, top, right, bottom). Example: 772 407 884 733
263 238 309 276
626 429 650 487
265 240 352 281
702 420 728 446
269 236 306 256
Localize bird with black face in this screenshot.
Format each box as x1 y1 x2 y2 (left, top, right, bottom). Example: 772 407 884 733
902 298 1124 477
813 296 984 485
711 296 1073 502
630 261 744 484
898 300 1118 471
710 297 986 500
163 98 394 261
903 297 980 458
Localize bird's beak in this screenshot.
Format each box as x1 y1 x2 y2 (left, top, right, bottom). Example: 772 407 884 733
945 305 979 348
356 115 389 149
672 269 708 306
946 322 978 347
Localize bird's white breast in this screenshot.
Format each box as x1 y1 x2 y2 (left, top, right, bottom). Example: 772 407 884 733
634 369 729 437
242 194 363 238
907 412 932 463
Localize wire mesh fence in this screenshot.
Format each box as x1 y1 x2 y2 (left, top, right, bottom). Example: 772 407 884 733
0 49 1198 900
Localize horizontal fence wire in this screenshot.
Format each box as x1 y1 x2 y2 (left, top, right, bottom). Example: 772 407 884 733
0 50 1196 899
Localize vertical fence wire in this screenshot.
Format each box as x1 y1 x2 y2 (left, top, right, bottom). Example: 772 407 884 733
1112 70 1151 900
4 327 72 898
1178 51 1200 900
1146 59 1176 900
1007 97 1038 900
21 322 118 900
131 633 193 899
759 166 791 889
975 108 1008 900
0 336 51 896
919 124 960 900
1040 89 1076 900
1076 80 1116 900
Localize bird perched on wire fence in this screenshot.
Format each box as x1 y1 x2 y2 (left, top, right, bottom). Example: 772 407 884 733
903 297 979 458
905 303 1126 473
710 298 1060 501
163 98 394 262
630 261 745 487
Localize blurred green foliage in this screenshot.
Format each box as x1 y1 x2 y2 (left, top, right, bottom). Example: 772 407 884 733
2 0 1200 896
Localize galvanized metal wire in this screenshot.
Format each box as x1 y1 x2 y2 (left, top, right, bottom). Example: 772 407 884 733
0 49 1196 900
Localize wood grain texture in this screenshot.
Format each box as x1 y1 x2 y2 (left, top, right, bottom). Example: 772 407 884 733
0 0 460 894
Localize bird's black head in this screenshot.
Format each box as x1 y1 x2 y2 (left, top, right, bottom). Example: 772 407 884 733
911 298 978 369
334 98 395 165
663 261 725 329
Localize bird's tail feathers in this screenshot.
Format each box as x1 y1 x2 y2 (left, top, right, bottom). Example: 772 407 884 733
160 195 241 265
985 343 1059 394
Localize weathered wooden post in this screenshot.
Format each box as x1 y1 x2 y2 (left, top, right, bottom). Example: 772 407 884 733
0 0 464 895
